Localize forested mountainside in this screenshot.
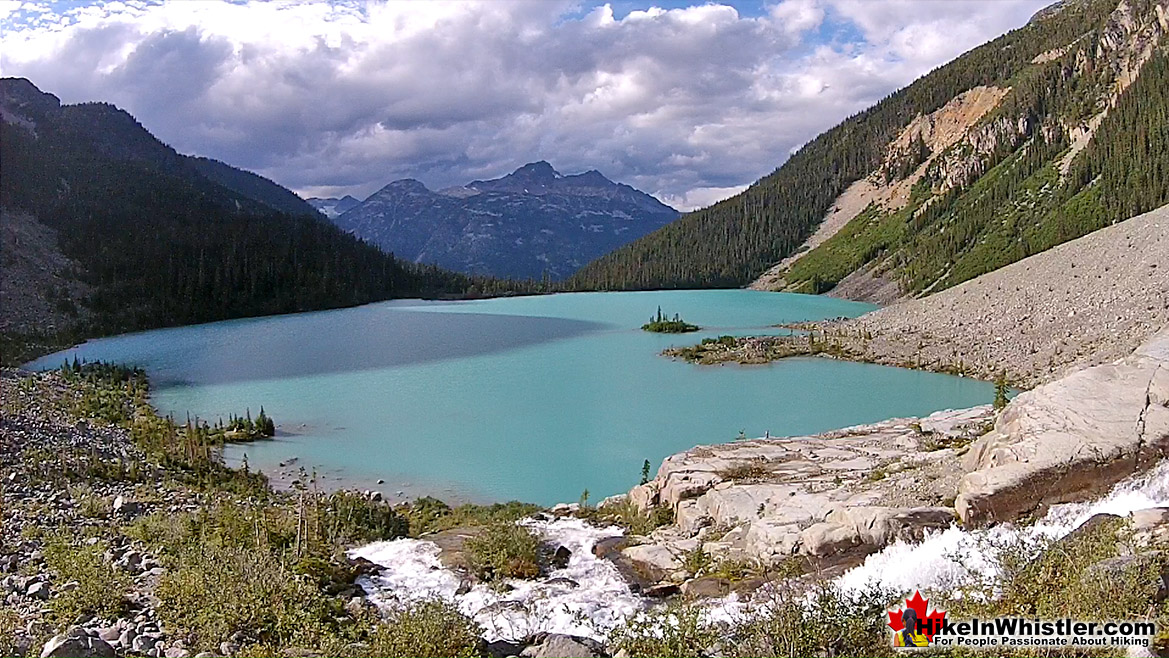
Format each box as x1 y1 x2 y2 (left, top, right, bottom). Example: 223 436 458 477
0 78 521 363
328 161 678 280
568 0 1169 297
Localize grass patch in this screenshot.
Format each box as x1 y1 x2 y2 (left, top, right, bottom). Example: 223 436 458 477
718 461 772 482
579 500 674 536
402 497 542 536
464 522 543 582
710 556 760 582
155 543 342 651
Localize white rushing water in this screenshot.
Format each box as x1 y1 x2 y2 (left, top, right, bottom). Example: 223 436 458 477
837 459 1169 596
350 517 646 642
351 462 1169 643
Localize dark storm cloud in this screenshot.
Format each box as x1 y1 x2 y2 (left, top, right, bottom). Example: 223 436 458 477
0 0 1051 209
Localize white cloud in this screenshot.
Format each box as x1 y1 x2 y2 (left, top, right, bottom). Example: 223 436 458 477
659 185 750 212
0 0 1051 206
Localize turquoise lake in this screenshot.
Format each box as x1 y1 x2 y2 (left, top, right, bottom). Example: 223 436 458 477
29 290 995 505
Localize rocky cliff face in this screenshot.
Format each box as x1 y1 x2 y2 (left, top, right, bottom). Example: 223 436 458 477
750 0 1169 301
329 162 678 280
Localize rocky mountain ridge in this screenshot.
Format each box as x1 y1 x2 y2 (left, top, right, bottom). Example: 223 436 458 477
0 78 487 364
307 195 360 219
757 0 1168 300
330 161 677 280
570 0 1168 298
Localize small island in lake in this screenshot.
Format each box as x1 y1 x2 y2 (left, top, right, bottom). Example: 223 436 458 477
642 306 700 333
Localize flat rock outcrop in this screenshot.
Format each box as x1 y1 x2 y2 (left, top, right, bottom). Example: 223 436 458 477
623 406 995 572
956 326 1169 524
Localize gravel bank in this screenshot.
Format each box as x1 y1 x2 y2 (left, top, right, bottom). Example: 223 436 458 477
846 203 1169 387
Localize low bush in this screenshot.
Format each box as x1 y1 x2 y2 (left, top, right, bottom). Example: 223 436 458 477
42 535 130 623
155 543 341 651
718 461 771 482
582 500 674 536
403 498 542 536
0 607 24 656
464 522 542 582
728 583 897 657
611 604 722 657
365 600 483 657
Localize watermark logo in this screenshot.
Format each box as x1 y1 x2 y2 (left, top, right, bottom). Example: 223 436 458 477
888 591 946 647
886 590 1156 650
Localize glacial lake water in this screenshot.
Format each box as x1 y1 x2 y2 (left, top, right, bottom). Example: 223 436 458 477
29 290 995 505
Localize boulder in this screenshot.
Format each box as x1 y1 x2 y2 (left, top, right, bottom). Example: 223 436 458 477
1132 507 1169 531
957 329 1169 525
97 627 120 644
132 634 158 653
26 581 49 600
112 495 143 518
680 576 731 598
642 583 681 598
1132 507 1169 547
486 639 526 657
591 536 630 559
551 545 572 570
40 633 115 658
520 633 604 658
620 544 680 582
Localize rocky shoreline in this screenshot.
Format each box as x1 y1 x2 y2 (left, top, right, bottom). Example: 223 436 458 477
609 325 1169 599
1 369 210 658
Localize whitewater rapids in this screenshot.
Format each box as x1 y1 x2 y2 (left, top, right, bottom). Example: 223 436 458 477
349 461 1169 642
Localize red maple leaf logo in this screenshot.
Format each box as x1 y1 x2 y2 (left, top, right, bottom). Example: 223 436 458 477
887 591 947 641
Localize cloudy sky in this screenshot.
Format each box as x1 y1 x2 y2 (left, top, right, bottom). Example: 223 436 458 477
0 0 1052 210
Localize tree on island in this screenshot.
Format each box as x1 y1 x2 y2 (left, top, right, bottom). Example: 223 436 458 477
642 307 700 333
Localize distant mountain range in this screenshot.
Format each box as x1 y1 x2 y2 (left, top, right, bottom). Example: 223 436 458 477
308 195 361 219
311 161 678 280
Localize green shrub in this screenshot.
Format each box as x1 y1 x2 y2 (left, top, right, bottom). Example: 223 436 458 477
155 544 340 651
612 604 721 657
42 535 130 623
585 500 674 536
683 543 712 577
324 491 409 545
728 583 897 657
993 371 1011 410
404 498 541 536
464 522 542 582
366 600 483 657
710 556 759 582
